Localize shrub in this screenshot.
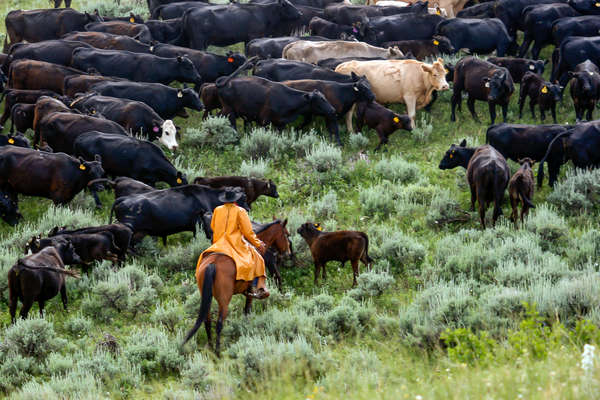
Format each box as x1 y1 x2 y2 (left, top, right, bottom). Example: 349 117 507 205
2 317 64 361
311 190 338 219
348 270 395 300
547 168 600 216
348 133 370 152
0 353 35 392
152 233 210 271
297 293 336 316
441 328 497 366
239 158 269 179
124 327 185 376
13 371 102 400
375 315 400 337
370 227 426 268
568 229 600 267
359 184 394 217
524 205 568 252
411 115 433 143
181 353 216 391
321 297 371 339
152 301 183 333
291 130 320 157
507 303 557 360
64 315 92 338
240 127 286 160
425 189 469 228
82 0 148 18
305 141 342 173
45 353 74 376
374 155 420 184
185 116 239 149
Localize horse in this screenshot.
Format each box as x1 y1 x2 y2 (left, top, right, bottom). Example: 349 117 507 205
183 219 291 355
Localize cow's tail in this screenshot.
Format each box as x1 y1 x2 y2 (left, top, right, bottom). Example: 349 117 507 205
215 56 258 89
151 5 164 20
362 233 374 265
537 130 572 187
183 263 216 344
108 200 118 224
518 183 535 209
87 178 116 189
16 262 80 278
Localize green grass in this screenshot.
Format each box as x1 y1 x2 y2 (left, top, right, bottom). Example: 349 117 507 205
1 1 600 399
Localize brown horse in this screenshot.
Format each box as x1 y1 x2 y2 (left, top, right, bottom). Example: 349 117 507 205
183 219 291 355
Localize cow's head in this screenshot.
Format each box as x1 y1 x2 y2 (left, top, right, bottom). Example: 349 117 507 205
542 82 563 103
422 58 450 91
439 139 473 170
385 46 404 60
483 68 512 102
80 155 105 192
277 0 303 21
567 0 600 14
569 69 599 96
306 90 336 117
129 12 145 24
351 72 376 103
54 239 82 265
175 56 203 85
390 113 412 132
527 59 546 76
6 133 30 148
432 35 455 55
297 222 323 240
225 51 247 69
179 88 204 112
174 171 188 186
264 179 279 198
0 192 22 227
153 119 178 151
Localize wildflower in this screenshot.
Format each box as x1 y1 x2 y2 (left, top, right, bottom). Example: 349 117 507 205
415 396 423 400
581 344 596 373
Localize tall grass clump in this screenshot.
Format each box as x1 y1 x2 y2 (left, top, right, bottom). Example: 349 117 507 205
374 155 420 184
241 127 287 160
310 190 338 219
184 116 239 149
426 188 469 228
369 226 425 269
239 158 269 179
411 115 433 143
123 327 185 376
547 168 600 216
524 205 568 252
348 133 370 152
81 0 148 18
306 141 342 174
348 269 395 300
359 183 395 217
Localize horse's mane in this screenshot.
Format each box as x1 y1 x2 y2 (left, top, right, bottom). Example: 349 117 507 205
254 219 282 234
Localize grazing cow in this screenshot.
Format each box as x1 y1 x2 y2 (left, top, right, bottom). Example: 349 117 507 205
216 61 341 145
324 2 427 25
553 36 600 86
335 58 449 128
308 17 362 40
71 48 202 85
62 74 124 98
254 58 359 83
456 2 496 19
93 177 154 199
364 13 445 46
3 40 93 70
3 8 102 51
509 158 535 225
282 40 404 64
246 36 331 59
9 103 35 134
0 133 31 148
0 146 106 206
518 3 580 59
381 36 455 60
317 56 387 70
0 188 22 226
68 94 178 149
569 60 600 122
73 132 186 187
551 16 600 47
297 222 373 287
435 18 512 57
355 100 412 150
451 57 514 125
282 74 376 132
8 245 80 322
35 112 128 154
487 57 546 84
144 18 183 44
49 224 134 263
32 96 72 134
89 81 204 120
61 31 152 54
85 21 153 43
518 72 562 124
178 0 302 50
192 176 279 207
8 60 86 94
199 83 220 120
279 5 327 36
485 123 569 187
109 185 249 245
439 141 510 229
149 43 246 84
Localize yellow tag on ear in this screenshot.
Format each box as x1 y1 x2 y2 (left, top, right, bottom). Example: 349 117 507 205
449 154 453 158
436 9 441 15
433 39 439 46
91 110 96 114
596 2 600 6
393 116 400 123
541 86 548 94
8 138 15 144
14 270 19 277
445 68 449 74
79 164 86 170
316 225 323 231
130 17 135 23
176 178 183 184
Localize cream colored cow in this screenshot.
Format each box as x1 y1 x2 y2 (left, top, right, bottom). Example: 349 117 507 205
282 40 404 65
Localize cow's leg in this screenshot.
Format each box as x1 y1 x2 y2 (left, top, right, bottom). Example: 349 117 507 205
322 263 326 281
476 186 486 229
469 183 477 212
467 97 479 122
60 284 68 310
518 34 532 58
345 103 356 133
351 259 359 287
531 43 542 60
518 92 526 119
488 102 497 125
451 88 462 121
529 98 537 119
90 190 102 208
548 161 560 188
19 297 34 320
586 104 594 122
314 263 321 285
492 188 504 227
405 97 417 129
501 102 509 123
8 288 17 324
540 105 547 122
510 193 518 225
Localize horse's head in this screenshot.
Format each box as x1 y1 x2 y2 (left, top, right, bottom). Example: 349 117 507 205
270 218 291 257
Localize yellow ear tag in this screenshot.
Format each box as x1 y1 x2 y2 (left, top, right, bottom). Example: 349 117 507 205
436 9 441 15
541 86 548 94
596 2 600 6
15 270 19 277
129 17 135 23
8 138 15 144
91 109 96 114
79 164 86 170
176 178 183 184
449 154 453 159
393 116 400 123
433 39 439 46
316 225 323 231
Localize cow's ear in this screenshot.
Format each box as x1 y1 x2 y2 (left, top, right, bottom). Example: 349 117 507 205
303 93 310 100
421 64 432 73
94 154 102 163
177 55 183 63
78 156 85 163
459 139 467 147
351 72 359 81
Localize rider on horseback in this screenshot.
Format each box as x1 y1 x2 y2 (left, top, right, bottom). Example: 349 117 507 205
196 189 270 299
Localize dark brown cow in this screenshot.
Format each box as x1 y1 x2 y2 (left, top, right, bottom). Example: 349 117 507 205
297 222 373 287
0 146 105 207
439 140 510 229
0 89 66 130
3 40 93 69
91 177 154 199
8 245 80 323
32 96 72 134
8 60 86 93
518 72 562 124
355 100 412 151
199 83 220 120
62 74 124 98
85 21 153 43
61 31 151 53
509 158 536 226
192 176 279 207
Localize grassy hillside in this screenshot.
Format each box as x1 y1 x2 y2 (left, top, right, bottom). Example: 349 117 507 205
0 1 599 399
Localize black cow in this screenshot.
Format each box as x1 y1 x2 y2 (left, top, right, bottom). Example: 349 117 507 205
192 176 279 206
100 12 145 24
32 96 73 134
0 146 105 206
552 16 600 46
73 132 187 187
486 123 570 187
439 141 510 228
309 17 360 40
217 61 341 144
90 81 204 119
35 112 127 154
382 36 455 60
324 2 427 25
519 3 580 59
149 43 246 84
0 188 22 226
109 185 249 245
317 56 386 70
68 94 178 149
3 40 93 70
85 21 153 43
252 0 344 7
151 1 213 20
569 60 600 122
0 89 65 129
451 56 514 124
49 224 134 263
355 100 412 151
4 8 102 51
8 60 86 94
8 245 80 322
94 176 155 199
62 74 124 98
519 72 562 123
365 13 445 46
0 134 30 148
145 18 183 44
253 58 357 83
71 48 202 85
178 0 302 50
199 83 220 120
552 36 600 85
456 2 496 19
436 18 512 57
487 57 546 84
245 36 331 59
568 0 600 14
61 31 152 54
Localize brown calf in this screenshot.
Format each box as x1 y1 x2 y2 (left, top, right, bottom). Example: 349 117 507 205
509 158 536 226
297 222 373 287
355 100 412 151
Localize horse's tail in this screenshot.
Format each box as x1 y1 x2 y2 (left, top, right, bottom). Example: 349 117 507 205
183 263 216 344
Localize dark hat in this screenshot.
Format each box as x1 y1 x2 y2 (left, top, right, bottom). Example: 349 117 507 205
218 188 243 203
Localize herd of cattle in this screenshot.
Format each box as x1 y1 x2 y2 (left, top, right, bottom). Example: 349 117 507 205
4 0 600 323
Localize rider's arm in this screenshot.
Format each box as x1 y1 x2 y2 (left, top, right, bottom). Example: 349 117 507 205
238 207 264 249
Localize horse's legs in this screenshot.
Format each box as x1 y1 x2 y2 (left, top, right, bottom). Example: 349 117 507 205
204 310 212 348
243 296 253 315
216 302 229 357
